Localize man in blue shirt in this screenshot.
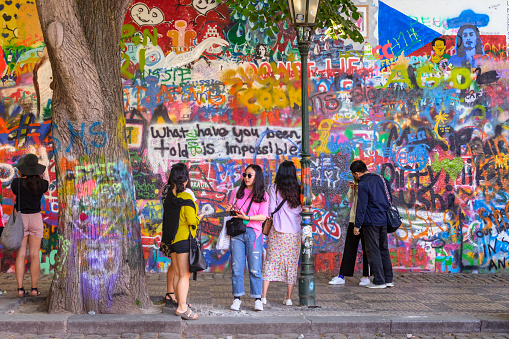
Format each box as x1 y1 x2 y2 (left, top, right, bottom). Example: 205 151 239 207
351 160 394 288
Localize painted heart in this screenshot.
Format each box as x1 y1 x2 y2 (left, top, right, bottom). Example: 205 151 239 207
2 33 9 38
433 156 464 179
16 3 20 9
0 5 4 10
5 1 12 5
130 3 164 26
2 13 12 22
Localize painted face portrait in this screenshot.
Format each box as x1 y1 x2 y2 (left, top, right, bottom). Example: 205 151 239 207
433 40 446 57
192 0 220 16
462 28 477 50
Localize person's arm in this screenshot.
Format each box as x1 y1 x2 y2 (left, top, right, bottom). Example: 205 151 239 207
226 188 237 211
235 193 269 221
268 185 276 215
354 182 369 230
346 185 353 202
183 205 201 226
11 178 18 195
42 180 49 194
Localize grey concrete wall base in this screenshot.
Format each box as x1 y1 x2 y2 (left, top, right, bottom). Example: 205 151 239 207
67 314 181 334
390 316 481 334
0 314 67 334
306 316 391 334
479 314 509 332
183 316 311 335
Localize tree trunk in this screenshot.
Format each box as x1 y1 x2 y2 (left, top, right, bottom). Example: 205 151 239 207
36 0 152 313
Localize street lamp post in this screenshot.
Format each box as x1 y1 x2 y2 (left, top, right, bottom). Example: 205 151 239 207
286 0 321 307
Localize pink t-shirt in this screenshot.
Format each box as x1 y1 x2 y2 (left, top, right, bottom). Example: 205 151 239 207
229 187 269 239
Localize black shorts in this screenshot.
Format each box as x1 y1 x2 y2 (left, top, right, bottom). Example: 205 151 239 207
160 239 191 257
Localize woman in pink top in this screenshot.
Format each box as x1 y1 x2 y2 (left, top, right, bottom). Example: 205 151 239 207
261 161 302 306
226 164 269 312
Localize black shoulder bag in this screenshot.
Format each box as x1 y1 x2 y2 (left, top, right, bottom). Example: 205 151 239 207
226 194 254 237
189 221 207 280
379 175 402 233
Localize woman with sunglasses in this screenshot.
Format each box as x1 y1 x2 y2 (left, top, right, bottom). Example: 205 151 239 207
226 164 269 312
261 160 302 306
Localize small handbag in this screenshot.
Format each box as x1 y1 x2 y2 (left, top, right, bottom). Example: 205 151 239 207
379 175 402 233
226 195 254 237
1 179 24 251
189 223 207 280
262 198 286 236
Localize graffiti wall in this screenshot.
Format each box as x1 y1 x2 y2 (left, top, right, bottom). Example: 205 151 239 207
1 0 509 274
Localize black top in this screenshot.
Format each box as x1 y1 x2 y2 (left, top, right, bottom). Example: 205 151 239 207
354 173 392 229
11 178 49 214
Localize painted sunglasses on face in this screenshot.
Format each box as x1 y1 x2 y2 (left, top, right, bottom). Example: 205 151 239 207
242 173 253 178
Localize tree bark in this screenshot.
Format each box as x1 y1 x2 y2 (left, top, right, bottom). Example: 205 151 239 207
36 0 152 313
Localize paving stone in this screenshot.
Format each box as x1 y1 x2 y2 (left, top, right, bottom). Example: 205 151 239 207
140 334 158 339
156 334 182 339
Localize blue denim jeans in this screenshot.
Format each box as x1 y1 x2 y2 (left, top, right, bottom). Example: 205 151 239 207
230 227 263 298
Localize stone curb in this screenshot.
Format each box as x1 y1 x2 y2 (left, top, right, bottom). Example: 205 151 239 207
389 316 481 334
306 316 391 334
0 314 67 334
0 314 507 335
67 314 181 335
182 316 311 335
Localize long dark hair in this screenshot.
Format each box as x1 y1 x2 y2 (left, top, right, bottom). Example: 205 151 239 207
236 164 266 203
456 24 483 57
167 163 190 195
22 175 43 193
274 161 301 209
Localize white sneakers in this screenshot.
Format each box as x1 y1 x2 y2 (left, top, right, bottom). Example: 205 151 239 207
359 277 371 286
366 283 387 289
330 276 373 286
283 299 293 306
254 299 263 311
230 298 242 311
386 282 394 287
231 298 264 311
261 297 267 305
328 276 345 285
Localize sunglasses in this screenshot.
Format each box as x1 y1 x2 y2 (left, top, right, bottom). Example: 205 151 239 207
242 173 254 179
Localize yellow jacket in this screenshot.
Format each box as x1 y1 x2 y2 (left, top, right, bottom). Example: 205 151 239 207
172 190 200 244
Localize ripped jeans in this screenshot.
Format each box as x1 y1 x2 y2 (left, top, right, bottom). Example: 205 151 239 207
230 227 263 298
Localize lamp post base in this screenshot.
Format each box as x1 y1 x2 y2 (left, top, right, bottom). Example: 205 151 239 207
298 275 316 306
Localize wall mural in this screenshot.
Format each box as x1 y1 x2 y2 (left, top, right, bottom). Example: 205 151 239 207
0 0 508 274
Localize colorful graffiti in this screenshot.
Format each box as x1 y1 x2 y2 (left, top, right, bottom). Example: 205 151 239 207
2 0 509 275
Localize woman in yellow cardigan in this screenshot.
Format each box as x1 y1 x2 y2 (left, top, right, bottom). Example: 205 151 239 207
160 163 204 320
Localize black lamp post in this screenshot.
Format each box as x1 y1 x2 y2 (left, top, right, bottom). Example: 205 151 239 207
286 0 321 307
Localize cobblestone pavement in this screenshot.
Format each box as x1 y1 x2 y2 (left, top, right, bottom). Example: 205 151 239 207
4 271 508 317
0 332 508 338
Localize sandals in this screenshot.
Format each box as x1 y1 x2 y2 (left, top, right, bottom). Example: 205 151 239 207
17 287 28 298
176 307 198 320
165 292 191 308
31 288 41 296
165 293 178 308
